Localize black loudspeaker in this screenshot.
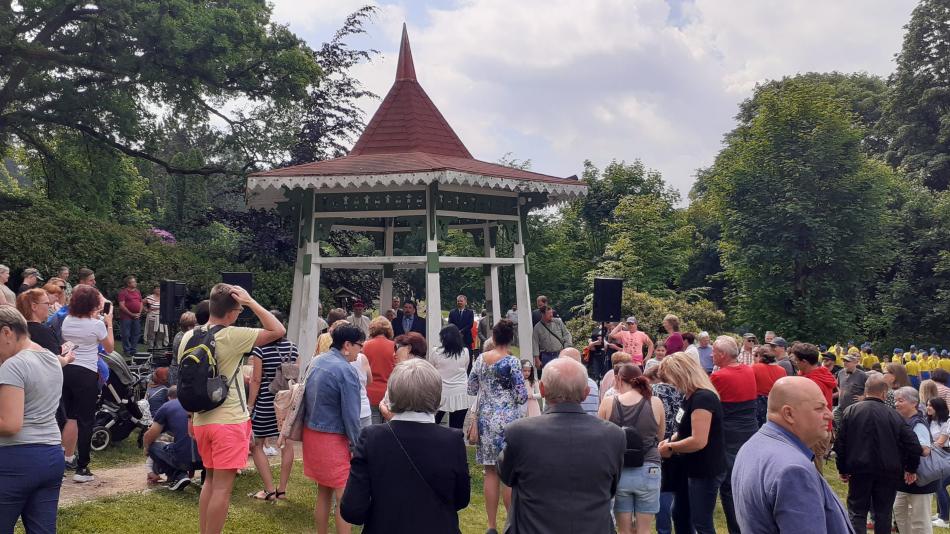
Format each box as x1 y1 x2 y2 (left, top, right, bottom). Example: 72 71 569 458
592 277 623 323
159 280 187 324
222 272 253 319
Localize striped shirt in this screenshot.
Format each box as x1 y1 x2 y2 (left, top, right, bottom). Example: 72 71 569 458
250 339 299 438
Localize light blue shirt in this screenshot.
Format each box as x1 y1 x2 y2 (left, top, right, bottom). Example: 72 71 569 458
697 345 714 372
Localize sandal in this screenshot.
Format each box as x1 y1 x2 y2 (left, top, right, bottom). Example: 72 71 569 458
248 490 277 501
275 491 287 500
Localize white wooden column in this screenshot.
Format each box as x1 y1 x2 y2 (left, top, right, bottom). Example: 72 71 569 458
425 185 442 353
513 207 533 353
288 244 305 342
379 219 395 315
483 223 501 325
296 241 321 373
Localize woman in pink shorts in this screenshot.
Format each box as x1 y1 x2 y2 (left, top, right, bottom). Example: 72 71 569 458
302 323 365 534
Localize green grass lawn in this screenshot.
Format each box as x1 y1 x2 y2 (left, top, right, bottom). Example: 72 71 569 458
43 448 504 534
32 448 950 533
89 434 147 469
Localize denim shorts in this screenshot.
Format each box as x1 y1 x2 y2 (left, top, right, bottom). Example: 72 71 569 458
614 462 661 514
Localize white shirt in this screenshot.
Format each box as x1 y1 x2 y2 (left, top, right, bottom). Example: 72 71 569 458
391 411 435 423
61 316 107 372
350 353 371 419
347 314 371 336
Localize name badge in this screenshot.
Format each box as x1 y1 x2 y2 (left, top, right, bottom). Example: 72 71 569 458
675 408 684 424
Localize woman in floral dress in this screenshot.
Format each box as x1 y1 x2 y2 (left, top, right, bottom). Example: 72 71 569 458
467 319 527 534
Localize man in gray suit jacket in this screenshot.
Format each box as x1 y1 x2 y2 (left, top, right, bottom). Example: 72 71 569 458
498 357 625 534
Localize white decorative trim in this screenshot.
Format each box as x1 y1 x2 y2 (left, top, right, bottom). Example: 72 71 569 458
246 169 586 209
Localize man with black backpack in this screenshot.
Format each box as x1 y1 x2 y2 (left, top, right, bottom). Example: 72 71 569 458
177 283 285 534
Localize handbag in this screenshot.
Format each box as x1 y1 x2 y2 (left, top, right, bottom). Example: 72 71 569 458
916 446 950 486
463 393 481 445
278 358 319 442
268 343 300 396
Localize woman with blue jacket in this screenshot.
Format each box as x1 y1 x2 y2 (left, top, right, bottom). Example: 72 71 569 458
303 323 365 534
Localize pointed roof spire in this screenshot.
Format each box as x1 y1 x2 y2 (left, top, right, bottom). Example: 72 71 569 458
395 23 416 82
348 23 472 159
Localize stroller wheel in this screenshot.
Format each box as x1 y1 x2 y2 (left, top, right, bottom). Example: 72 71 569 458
91 426 111 451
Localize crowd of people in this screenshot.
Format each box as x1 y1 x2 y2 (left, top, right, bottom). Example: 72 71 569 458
2 263 950 534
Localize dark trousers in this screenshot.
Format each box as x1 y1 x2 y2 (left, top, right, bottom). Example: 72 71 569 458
588 351 609 383
539 351 559 374
62 365 99 469
937 475 950 521
846 473 899 534
0 444 64 534
148 442 189 479
656 491 674 534
436 409 467 430
120 318 141 356
672 473 725 534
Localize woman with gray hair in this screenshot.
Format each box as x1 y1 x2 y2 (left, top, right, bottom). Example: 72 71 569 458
893 385 938 533
0 265 15 305
341 358 471 533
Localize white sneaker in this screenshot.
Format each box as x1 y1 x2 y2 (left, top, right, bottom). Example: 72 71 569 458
933 518 950 528
264 446 279 457
73 467 95 483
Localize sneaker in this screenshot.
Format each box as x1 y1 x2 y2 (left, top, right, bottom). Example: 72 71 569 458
935 514 941 521
934 518 950 528
169 475 191 491
73 467 95 483
264 446 279 457
64 457 77 471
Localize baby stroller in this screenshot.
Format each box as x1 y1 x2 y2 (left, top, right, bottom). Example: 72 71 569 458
91 351 150 451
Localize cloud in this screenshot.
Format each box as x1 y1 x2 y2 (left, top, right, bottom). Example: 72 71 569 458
269 0 916 201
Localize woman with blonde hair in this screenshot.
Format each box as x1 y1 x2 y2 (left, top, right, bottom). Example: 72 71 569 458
920 379 940 411
657 353 726 534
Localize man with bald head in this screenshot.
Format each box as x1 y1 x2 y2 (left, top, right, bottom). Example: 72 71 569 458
559 347 600 416
835 373 923 534
732 377 852 533
498 357 625 534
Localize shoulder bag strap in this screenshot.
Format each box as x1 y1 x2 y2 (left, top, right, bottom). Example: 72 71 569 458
386 423 451 508
540 322 565 348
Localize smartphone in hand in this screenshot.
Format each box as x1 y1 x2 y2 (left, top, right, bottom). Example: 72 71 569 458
61 341 76 355
102 301 112 315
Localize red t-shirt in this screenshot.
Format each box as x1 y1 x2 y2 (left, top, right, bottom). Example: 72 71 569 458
363 336 396 406
664 332 685 354
751 363 787 396
802 366 837 430
117 288 142 320
711 363 757 402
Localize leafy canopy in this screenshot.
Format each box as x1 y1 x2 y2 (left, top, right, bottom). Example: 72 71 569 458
0 0 320 176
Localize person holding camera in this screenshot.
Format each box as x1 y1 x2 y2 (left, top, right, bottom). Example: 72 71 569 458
60 284 115 482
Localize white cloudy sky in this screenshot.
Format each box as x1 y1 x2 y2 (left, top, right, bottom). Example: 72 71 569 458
269 0 916 201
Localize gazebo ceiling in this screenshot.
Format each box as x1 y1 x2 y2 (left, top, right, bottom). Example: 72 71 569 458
247 24 586 209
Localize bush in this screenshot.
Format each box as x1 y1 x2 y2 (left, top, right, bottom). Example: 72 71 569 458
566 288 727 345
0 190 291 312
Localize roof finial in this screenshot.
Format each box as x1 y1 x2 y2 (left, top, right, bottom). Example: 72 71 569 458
396 23 416 82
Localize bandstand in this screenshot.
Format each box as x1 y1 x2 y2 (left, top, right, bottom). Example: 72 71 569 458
246 25 587 362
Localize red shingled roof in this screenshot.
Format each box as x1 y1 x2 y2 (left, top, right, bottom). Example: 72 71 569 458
252 25 578 186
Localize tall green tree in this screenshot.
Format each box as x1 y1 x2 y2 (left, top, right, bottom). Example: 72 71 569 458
707 78 896 340
883 0 950 191
0 1 319 176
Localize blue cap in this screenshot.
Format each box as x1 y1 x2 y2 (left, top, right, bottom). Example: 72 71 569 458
910 345 917 350
819 344 828 352
894 348 904 354
943 350 949 357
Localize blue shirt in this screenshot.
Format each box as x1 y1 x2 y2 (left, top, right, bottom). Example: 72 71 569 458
153 399 193 465
304 348 362 447
402 315 414 335
732 422 853 534
697 345 714 372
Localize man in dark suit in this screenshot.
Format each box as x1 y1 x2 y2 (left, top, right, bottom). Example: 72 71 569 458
341 359 470 533
448 294 474 348
393 301 426 338
498 357 625 534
